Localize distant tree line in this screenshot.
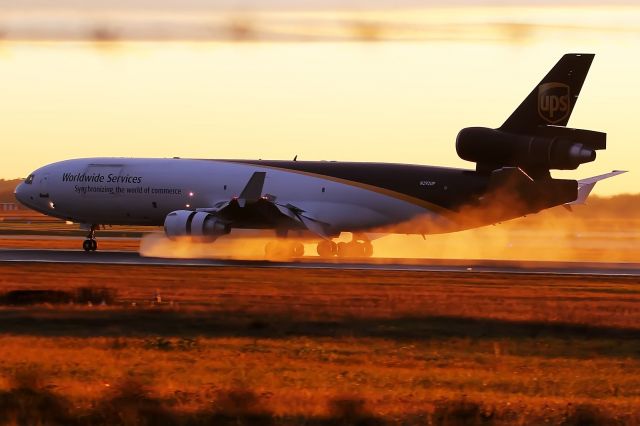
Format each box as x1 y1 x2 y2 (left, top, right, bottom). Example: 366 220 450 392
0 179 23 206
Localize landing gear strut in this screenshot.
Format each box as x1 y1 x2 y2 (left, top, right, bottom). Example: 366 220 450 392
82 224 98 252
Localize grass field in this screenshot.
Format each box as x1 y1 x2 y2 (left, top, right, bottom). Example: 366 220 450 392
0 237 140 251
0 264 639 424
0 204 639 424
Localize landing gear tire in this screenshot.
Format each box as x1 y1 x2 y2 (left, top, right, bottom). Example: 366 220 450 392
265 241 304 259
336 242 354 258
337 241 373 258
83 239 97 252
363 242 373 258
317 240 337 258
291 242 304 258
83 224 99 252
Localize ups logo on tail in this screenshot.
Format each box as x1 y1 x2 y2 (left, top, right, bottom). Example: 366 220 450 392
538 82 570 124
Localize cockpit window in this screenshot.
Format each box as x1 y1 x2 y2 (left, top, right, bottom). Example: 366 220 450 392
25 174 34 185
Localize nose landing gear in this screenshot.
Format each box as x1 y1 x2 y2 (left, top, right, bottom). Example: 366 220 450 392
82 224 98 252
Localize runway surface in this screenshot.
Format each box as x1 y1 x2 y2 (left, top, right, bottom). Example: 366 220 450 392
0 249 639 276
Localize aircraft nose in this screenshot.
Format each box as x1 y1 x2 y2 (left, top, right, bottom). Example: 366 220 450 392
14 183 26 205
14 182 35 208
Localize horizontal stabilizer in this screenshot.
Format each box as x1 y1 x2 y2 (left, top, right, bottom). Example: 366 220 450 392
568 170 627 205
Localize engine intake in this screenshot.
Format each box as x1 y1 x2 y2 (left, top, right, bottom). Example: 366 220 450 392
456 127 602 171
164 210 230 241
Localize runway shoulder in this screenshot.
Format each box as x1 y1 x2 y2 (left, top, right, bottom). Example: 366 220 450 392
0 248 638 276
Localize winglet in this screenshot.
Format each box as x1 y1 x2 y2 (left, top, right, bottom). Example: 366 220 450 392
567 170 627 205
238 172 266 207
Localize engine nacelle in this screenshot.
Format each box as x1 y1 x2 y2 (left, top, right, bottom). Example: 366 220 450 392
163 210 230 241
456 127 597 171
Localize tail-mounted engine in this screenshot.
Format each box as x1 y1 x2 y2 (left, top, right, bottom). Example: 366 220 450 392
456 126 606 176
164 210 230 241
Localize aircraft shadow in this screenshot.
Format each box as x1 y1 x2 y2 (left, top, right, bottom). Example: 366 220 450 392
0 308 638 359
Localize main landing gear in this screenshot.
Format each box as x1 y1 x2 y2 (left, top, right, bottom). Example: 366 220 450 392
264 234 374 259
82 224 98 252
317 235 373 258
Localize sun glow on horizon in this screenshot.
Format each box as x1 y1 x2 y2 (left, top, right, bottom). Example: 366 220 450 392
1 6 638 195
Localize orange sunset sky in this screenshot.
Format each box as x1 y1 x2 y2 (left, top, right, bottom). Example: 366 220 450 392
1 1 638 196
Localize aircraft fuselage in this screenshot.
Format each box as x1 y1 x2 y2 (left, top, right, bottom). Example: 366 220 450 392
15 157 499 235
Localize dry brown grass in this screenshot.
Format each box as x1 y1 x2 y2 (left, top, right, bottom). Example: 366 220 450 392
0 237 139 251
0 264 638 423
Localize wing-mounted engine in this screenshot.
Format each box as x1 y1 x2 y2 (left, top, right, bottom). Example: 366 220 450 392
163 210 230 241
163 171 332 242
456 126 605 177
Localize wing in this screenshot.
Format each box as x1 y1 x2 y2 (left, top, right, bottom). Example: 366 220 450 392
196 171 333 239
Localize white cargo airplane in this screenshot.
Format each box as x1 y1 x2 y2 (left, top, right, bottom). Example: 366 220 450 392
14 54 625 257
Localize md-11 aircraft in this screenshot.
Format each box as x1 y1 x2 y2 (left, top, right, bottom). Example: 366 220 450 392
15 53 625 257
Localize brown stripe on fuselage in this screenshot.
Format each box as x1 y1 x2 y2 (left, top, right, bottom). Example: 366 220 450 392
210 160 488 216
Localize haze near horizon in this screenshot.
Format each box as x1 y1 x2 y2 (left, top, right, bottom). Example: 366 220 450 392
0 1 638 196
